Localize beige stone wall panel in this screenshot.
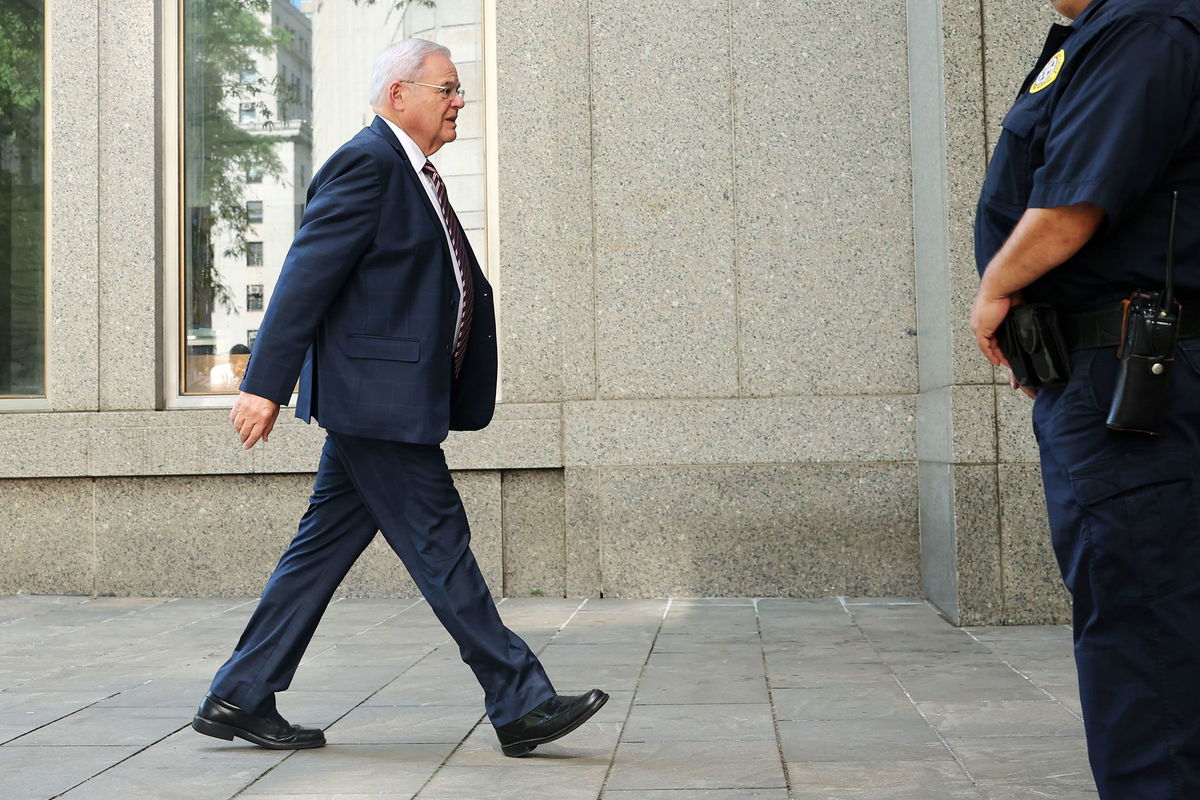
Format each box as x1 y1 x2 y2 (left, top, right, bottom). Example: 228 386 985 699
0 478 95 595
735 0 917 397
594 464 920 598
589 0 739 400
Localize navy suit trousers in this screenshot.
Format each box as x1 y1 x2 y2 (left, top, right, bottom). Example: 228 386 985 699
1032 340 1200 799
209 432 555 727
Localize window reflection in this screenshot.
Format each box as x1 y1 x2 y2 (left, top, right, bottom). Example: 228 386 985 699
0 0 45 398
181 0 487 396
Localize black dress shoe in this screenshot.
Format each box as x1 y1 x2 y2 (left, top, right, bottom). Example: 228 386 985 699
192 692 325 750
494 689 609 757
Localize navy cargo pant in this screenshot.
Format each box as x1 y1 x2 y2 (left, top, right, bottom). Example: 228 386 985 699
209 431 555 727
1032 340 1200 799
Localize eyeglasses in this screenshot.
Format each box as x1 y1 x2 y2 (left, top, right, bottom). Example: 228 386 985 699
402 81 466 100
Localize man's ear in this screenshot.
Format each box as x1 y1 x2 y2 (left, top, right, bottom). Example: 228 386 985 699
389 81 406 112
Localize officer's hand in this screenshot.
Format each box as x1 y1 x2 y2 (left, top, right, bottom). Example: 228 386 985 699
1007 366 1037 400
970 287 1014 368
231 391 280 450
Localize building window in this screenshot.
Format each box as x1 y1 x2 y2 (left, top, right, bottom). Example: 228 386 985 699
246 284 264 311
179 0 489 397
1 1 46 398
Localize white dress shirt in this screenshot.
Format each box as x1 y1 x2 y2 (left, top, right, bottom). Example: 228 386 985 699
381 117 466 338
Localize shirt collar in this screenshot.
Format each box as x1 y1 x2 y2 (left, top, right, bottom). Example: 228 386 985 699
1072 0 1115 29
381 116 429 172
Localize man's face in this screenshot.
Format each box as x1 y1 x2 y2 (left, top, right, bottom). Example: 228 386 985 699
396 53 465 156
1051 0 1093 20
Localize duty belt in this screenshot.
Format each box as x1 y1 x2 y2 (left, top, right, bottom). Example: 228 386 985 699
1062 298 1200 350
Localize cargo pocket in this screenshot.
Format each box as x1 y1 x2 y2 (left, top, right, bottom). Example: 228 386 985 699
1069 450 1198 600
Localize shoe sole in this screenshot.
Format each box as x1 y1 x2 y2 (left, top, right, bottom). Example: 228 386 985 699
191 715 325 750
500 691 610 757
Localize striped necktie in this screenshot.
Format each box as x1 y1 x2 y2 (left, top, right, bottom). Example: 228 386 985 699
422 160 474 378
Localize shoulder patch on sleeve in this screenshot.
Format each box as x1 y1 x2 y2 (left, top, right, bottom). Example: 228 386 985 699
1030 49 1066 94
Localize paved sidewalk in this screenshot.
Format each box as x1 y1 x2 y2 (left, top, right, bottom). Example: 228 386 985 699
0 595 1095 799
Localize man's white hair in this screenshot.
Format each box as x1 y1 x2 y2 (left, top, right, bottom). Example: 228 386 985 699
369 38 451 107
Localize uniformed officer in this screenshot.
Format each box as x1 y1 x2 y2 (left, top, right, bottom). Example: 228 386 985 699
971 0 1200 797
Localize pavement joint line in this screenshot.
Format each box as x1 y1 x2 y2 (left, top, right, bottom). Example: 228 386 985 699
593 598 671 799
840 598 983 790
232 597 491 798
298 597 430 664
44 721 193 799
756 597 795 800
406 596 590 798
0 690 125 746
0 596 267 696
959 628 1084 722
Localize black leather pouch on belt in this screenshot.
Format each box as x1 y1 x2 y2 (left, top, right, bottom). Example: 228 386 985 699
997 303 1072 389
1106 291 1181 434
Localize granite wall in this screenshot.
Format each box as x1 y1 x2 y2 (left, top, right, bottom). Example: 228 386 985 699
911 0 1070 624
0 0 1072 622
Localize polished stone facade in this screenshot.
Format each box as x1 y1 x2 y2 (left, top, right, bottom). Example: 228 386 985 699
0 0 1068 622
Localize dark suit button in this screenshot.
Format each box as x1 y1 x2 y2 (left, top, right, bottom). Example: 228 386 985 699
445 344 452 353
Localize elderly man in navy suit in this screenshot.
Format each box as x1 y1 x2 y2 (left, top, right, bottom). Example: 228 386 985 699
191 38 606 757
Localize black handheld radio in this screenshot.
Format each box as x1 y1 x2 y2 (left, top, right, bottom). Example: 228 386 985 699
1105 191 1183 434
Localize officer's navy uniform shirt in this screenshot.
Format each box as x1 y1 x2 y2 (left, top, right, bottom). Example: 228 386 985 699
976 0 1200 312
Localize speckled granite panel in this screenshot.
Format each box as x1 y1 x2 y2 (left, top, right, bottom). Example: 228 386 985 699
564 396 915 467
0 429 90 478
443 417 562 470
917 385 996 464
501 470 566 598
0 406 563 479
564 467 602 597
496 0 592 402
943 0 996 388
952 464 1003 626
0 479 94 594
92 471 501 598
595 465 919 598
736 0 915 397
94 475 313 596
590 0 738 400
98 0 158 410
999 464 1069 624
47 0 101 410
995 385 1039 464
909 0 993 388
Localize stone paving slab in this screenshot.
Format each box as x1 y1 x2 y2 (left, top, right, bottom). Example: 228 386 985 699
0 596 1095 798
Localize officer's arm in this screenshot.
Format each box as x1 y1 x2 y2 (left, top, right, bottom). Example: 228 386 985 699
970 203 1106 367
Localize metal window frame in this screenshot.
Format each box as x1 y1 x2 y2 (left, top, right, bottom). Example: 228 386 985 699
0 1 51 407
162 0 502 408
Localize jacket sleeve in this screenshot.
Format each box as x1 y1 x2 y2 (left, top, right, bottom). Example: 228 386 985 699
239 145 383 404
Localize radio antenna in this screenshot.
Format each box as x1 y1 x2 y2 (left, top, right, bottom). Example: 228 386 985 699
1165 190 1179 312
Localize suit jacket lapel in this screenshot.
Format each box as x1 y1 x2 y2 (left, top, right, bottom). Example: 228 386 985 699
368 116 451 243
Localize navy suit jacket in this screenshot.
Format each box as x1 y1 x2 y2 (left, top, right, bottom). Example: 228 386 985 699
239 116 497 444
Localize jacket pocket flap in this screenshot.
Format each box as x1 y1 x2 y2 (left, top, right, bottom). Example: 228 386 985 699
1000 105 1040 137
1070 450 1193 506
346 335 420 362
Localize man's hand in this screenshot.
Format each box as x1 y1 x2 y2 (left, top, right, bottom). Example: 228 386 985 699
1007 366 1037 400
970 286 1014 367
231 391 280 450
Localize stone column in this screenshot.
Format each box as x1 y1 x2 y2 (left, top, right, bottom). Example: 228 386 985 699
910 0 1069 625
